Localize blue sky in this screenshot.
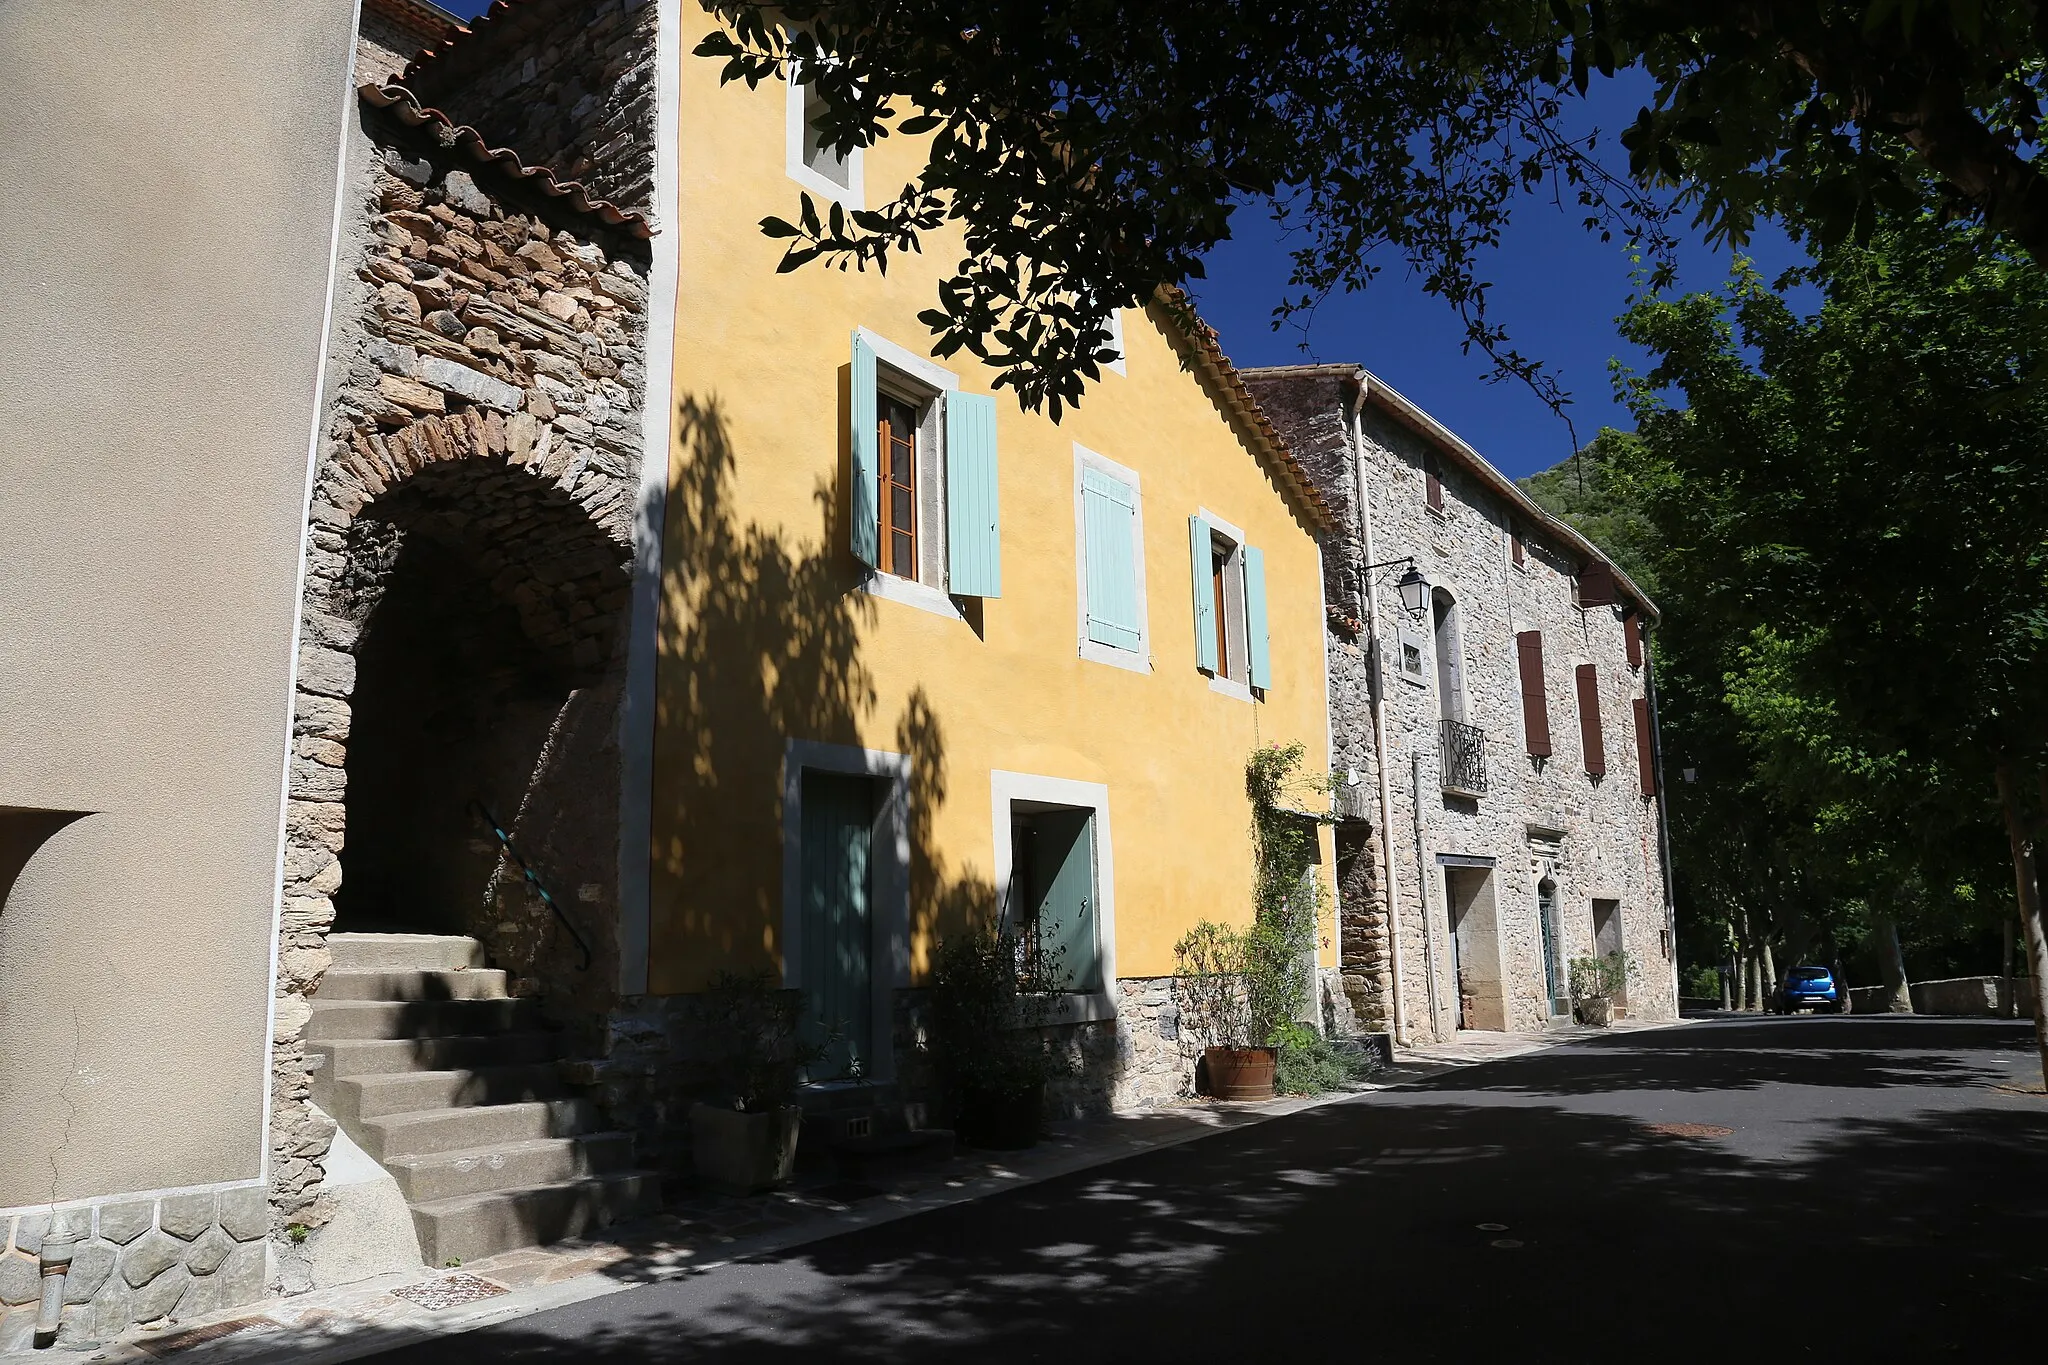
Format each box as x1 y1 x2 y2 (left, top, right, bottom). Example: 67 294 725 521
1185 77 1810 479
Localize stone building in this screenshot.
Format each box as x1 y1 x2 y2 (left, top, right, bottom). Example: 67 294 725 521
1244 366 1677 1042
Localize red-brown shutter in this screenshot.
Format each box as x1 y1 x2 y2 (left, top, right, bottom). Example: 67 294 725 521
1424 452 1443 511
1577 560 1616 607
1577 663 1607 775
1624 612 1644 669
1511 527 1525 567
1633 697 1657 796
1516 630 1552 757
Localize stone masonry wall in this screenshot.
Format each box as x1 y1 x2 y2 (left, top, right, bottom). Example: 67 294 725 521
265 98 650 1298
0 1187 269 1350
1250 371 1675 1044
404 0 659 213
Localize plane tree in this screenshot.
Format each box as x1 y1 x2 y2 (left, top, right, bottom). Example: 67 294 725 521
699 0 2048 413
1615 214 2048 1070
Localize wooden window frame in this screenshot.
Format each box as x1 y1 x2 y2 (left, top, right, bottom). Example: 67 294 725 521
877 392 919 580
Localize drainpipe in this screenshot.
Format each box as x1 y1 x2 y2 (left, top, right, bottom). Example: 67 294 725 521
1411 750 1444 1035
1352 392 1409 1047
1643 621 1681 1009
34 1240 73 1349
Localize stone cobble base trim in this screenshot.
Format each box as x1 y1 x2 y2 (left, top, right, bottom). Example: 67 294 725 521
0 1184 272 1350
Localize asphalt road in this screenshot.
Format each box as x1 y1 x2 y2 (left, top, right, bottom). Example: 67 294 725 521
363 1017 2048 1362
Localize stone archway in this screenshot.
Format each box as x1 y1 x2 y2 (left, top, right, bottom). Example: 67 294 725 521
271 408 637 1226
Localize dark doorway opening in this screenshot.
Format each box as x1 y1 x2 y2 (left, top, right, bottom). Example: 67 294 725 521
334 534 577 935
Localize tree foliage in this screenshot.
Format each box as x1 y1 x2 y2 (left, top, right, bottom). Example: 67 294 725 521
1546 211 2048 1018
699 1 2048 414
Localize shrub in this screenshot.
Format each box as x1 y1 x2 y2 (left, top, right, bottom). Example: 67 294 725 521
1273 1020 1376 1094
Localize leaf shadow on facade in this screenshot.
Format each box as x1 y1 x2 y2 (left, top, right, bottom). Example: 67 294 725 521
332 1019 2047 1361
649 394 992 987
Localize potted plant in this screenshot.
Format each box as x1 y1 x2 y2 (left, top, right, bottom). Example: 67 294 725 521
927 925 1063 1149
1173 744 1334 1101
690 970 834 1192
1569 952 1633 1027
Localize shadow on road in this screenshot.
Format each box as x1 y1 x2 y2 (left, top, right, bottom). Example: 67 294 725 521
346 1018 2045 1362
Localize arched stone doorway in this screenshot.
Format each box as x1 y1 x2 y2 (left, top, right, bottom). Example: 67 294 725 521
330 455 628 971
272 409 641 1233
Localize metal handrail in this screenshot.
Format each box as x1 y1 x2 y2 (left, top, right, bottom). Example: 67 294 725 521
468 799 592 972
1439 718 1488 796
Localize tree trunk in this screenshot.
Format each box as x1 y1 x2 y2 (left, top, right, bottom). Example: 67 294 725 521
1720 955 1733 1011
1761 940 1778 1002
1995 762 2048 1087
1875 917 1914 1014
1737 952 1751 1011
2003 917 2017 1020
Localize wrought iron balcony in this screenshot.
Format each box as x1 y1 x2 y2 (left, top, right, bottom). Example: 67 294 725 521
1439 718 1488 797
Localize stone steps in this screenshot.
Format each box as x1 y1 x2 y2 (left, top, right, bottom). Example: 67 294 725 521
359 1097 600 1162
306 996 544 1040
410 1172 660 1268
329 932 487 973
386 1132 639 1203
310 932 658 1267
312 1031 562 1079
327 1064 572 1124
315 968 512 1001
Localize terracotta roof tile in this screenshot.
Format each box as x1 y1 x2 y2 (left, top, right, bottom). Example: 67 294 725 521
1156 288 1337 535
358 82 654 238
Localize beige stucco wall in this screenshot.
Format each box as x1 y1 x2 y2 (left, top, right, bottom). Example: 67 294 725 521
0 0 358 1207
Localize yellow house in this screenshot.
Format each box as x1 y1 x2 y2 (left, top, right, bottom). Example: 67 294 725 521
645 7 1340 1108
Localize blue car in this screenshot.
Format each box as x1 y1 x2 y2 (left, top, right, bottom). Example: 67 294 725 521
1769 966 1843 1014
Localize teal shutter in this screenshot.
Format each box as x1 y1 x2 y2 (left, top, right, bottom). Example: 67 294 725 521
849 333 879 568
799 771 874 1079
1245 543 1272 690
1028 810 1100 992
1082 467 1141 650
945 392 1001 597
1189 516 1217 672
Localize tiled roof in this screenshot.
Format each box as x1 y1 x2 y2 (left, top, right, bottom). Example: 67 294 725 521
1156 289 1337 535
358 82 654 238
1241 362 1660 619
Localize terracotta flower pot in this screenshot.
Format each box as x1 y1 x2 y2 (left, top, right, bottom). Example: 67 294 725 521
691 1102 802 1193
1578 997 1614 1027
1203 1045 1278 1101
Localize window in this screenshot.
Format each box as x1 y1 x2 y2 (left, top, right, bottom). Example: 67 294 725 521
1515 630 1553 758
1575 560 1617 608
1423 451 1444 513
787 68 864 207
1188 511 1271 695
1074 446 1149 671
1575 663 1607 776
1633 697 1658 797
849 330 1001 609
1100 309 1126 376
1510 525 1526 568
877 393 918 579
992 769 1117 1022
1394 623 1429 687
1431 588 1465 723
1624 611 1644 669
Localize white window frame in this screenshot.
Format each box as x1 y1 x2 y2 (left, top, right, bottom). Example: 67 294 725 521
780 738 911 1085
1198 506 1253 702
1101 309 1126 377
786 69 865 209
1073 444 1151 673
990 769 1117 1024
855 327 961 622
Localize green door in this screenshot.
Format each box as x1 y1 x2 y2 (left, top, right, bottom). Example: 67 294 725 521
1022 809 1099 992
799 771 874 1078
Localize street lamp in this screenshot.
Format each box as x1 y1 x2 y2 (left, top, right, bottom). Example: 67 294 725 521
1361 556 1431 623
1394 566 1431 622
